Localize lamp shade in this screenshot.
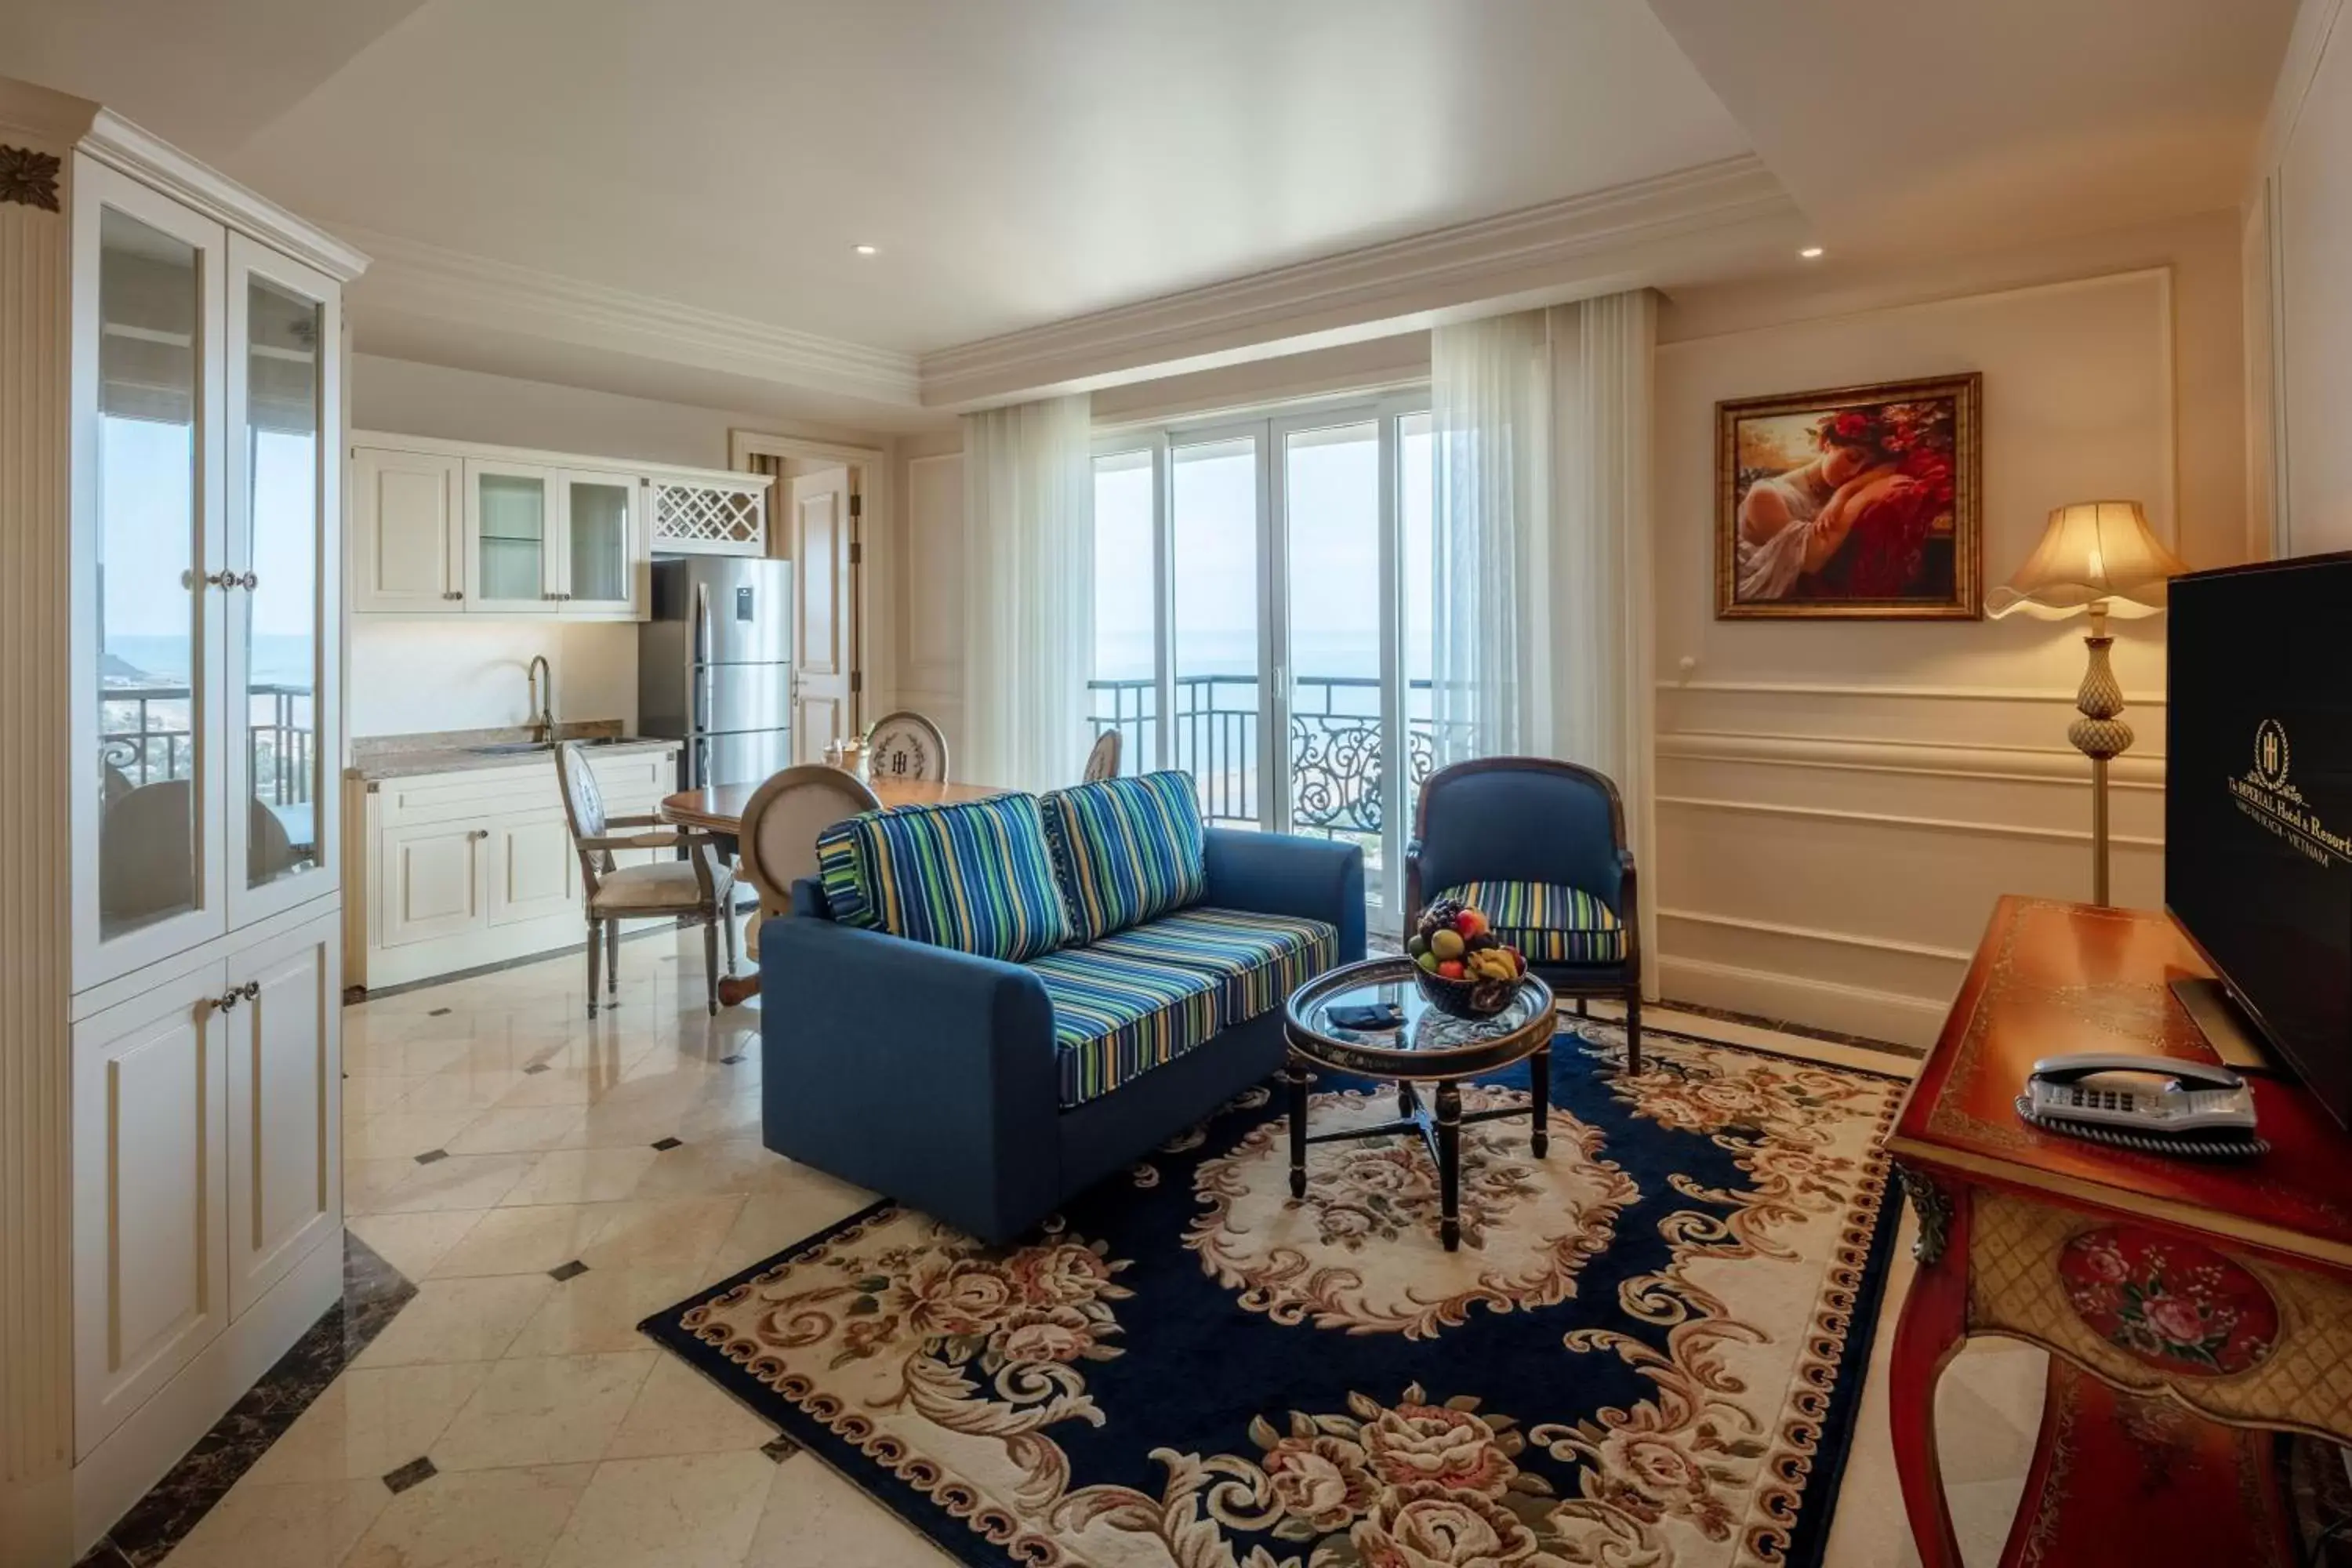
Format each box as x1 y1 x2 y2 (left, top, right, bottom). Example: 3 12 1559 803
1986 500 2187 620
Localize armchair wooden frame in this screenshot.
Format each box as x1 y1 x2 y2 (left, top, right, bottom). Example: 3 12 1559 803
1403 756 1643 1073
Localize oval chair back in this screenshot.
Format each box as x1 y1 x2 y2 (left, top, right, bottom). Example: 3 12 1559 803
1081 729 1122 782
862 710 950 784
738 764 884 924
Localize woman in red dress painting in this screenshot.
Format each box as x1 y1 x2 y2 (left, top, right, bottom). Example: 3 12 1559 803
1736 403 1957 602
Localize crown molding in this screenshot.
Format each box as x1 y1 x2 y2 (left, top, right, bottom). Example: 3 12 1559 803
919 154 1799 408
82 111 371 281
346 226 921 408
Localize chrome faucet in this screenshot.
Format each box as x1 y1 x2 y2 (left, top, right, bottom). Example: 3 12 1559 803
526 654 556 745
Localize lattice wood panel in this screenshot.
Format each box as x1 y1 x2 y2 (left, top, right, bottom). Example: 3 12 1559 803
652 482 766 555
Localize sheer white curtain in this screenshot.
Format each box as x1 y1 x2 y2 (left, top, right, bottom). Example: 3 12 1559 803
960 394 1094 793
1550 289 1658 975
1429 311 1552 763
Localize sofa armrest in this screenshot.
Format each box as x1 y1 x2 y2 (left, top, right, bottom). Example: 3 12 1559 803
789 876 830 919
758 916 1062 1241
1201 829 1366 963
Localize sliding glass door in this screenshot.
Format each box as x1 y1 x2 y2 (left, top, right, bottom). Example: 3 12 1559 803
1092 396 1430 917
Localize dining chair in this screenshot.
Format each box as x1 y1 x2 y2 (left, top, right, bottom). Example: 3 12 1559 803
863 710 950 783
1403 756 1644 1073
1081 729 1122 782
736 764 883 952
554 741 737 1016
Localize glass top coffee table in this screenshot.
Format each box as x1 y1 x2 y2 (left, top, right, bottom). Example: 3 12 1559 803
1283 956 1557 1251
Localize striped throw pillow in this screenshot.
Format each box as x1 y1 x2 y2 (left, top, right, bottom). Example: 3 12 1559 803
1039 771 1207 944
815 794 1075 963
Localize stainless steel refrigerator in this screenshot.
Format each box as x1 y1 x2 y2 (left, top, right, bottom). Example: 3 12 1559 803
639 557 794 789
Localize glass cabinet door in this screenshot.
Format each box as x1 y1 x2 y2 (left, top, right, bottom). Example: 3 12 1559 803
226 234 340 926
561 470 637 613
78 162 230 987
466 461 558 612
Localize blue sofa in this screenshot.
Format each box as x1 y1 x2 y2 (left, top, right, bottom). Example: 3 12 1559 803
760 776 1364 1243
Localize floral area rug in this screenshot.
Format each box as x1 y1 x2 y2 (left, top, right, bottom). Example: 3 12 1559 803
641 1023 1904 1567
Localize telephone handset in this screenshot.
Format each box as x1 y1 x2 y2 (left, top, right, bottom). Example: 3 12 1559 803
2016 1052 2267 1158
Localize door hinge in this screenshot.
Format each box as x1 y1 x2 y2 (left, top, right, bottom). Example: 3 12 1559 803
848 540 862 566
848 492 863 519
850 671 863 694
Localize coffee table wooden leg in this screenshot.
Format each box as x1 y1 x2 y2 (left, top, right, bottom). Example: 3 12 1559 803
1436 1080 1462 1251
1397 1080 1416 1117
1529 1044 1550 1156
1287 1058 1311 1200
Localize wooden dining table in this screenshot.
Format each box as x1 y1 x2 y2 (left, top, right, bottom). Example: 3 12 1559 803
659 772 1013 1005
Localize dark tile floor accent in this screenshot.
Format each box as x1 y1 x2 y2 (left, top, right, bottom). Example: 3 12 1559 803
522 1062 551 1075
652 1136 684 1152
427 1006 453 1017
74 1231 417 1568
720 1053 746 1065
549 1260 590 1283
382 1457 437 1494
761 1436 803 1463
414 1147 449 1164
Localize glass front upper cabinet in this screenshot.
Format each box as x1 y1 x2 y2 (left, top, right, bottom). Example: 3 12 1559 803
228 234 339 923
466 461 557 612
85 170 227 979
562 470 637 612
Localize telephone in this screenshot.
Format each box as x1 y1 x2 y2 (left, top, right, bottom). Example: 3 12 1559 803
2016 1053 2267 1158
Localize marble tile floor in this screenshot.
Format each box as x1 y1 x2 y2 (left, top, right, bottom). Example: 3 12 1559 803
129 930 2044 1568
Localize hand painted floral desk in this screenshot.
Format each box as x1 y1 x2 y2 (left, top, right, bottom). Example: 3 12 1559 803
1884 896 2352 1568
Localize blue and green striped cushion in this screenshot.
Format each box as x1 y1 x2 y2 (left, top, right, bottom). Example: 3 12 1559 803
1027 946 1221 1108
1038 771 1207 944
815 795 1074 963
1438 879 1624 966
1083 908 1338 1028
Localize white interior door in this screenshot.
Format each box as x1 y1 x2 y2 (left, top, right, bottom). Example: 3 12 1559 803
224 911 339 1318
789 466 856 761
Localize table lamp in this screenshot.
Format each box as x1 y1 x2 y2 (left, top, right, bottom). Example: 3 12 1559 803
1987 500 2187 906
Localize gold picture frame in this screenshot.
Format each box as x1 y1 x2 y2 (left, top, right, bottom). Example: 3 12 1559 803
1715 372 1982 620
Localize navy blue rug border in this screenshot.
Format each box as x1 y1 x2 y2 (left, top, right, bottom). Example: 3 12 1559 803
639 1022 1910 1568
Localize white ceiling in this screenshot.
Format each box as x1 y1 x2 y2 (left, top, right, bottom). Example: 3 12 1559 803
1648 0 2298 257
2 0 2299 425
222 0 1751 354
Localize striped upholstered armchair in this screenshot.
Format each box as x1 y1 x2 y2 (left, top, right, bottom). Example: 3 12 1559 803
1403 757 1643 1073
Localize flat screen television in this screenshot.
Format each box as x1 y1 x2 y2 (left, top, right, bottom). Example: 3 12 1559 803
2167 552 2352 1129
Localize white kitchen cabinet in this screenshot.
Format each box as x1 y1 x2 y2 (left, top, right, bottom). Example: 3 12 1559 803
350 746 677 992
72 964 230 1458
487 811 580 929
464 458 561 614
350 448 463 615
378 819 489 949
351 434 766 622
223 911 340 1319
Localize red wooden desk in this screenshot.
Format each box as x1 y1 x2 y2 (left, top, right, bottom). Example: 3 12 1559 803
1886 896 2352 1567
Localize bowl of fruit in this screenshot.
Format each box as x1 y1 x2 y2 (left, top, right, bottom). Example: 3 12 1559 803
1407 899 1529 1019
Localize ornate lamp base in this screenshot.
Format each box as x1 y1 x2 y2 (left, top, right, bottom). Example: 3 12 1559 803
2067 604 2129 906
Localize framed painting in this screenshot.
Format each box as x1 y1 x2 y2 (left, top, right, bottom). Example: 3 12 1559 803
1715 372 1982 620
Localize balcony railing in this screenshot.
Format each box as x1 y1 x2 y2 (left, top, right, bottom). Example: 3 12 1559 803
99 683 315 807
1087 674 1433 840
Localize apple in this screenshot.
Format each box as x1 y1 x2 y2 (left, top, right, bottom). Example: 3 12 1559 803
1455 909 1488 938
1436 960 1465 980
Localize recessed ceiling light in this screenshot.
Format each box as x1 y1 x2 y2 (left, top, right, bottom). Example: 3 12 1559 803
1799 246 1825 260
852 244 879 256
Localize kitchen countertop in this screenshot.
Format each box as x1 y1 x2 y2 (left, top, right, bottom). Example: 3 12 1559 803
347 722 681 782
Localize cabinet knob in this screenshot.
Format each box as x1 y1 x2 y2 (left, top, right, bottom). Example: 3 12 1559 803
442 590 464 601
212 989 241 1013
201 569 236 589
469 829 489 840
237 571 259 590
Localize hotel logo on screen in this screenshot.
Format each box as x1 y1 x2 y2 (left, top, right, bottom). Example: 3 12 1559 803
2231 717 2349 869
